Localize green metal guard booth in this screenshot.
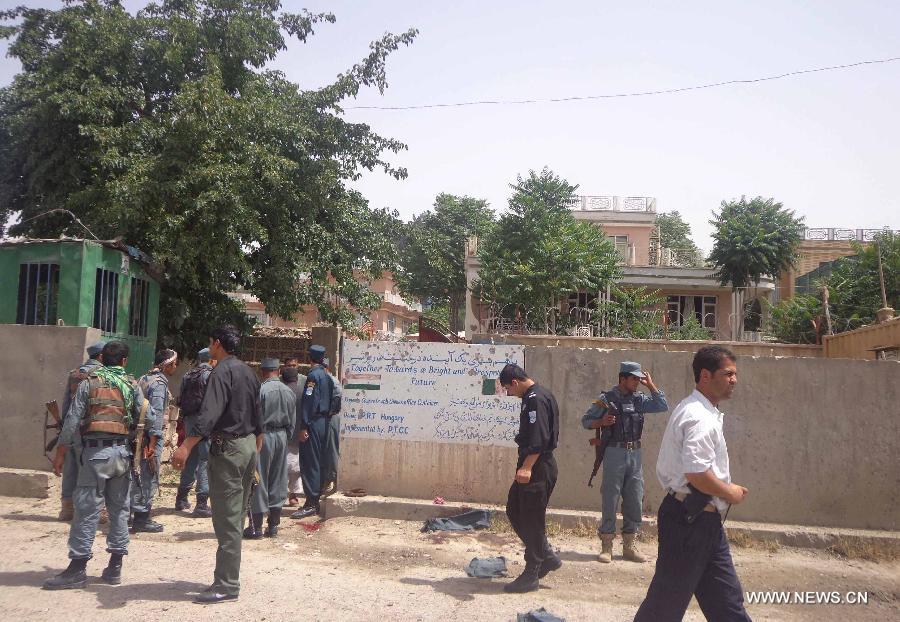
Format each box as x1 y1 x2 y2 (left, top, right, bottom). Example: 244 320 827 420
0 239 160 376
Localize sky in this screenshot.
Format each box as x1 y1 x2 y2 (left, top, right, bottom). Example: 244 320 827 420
1 1 899 252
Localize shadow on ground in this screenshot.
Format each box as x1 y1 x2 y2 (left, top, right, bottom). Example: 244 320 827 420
400 575 535 602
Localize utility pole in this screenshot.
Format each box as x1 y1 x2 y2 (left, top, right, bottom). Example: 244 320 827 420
876 237 889 310
821 284 833 335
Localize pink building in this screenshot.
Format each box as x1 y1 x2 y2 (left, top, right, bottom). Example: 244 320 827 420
230 271 421 339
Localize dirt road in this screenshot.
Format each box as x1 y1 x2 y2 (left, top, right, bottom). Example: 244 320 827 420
0 486 897 622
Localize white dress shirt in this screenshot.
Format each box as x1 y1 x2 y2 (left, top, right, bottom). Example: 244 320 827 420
656 389 732 512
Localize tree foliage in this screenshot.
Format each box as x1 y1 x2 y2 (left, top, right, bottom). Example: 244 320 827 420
768 294 821 344
395 193 494 333
766 232 899 343
708 196 804 289
599 286 665 339
0 0 416 353
656 210 703 267
475 168 621 333
825 231 900 327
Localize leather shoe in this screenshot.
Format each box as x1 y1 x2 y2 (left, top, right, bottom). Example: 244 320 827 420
538 553 563 578
194 591 238 604
290 505 319 520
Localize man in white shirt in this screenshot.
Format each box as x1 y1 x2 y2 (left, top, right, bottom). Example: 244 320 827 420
634 345 752 622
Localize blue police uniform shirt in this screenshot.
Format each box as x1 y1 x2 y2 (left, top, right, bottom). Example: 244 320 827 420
300 364 333 429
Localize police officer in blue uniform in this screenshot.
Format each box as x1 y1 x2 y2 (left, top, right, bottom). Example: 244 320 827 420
57 340 106 521
43 341 151 590
582 361 668 563
291 344 333 519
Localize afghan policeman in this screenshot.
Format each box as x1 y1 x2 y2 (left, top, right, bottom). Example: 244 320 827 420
130 349 178 533
499 363 561 593
57 340 106 522
175 347 216 517
635 346 751 622
244 358 296 538
280 364 306 506
43 341 151 590
582 361 667 563
319 357 342 497
291 344 333 519
171 325 261 604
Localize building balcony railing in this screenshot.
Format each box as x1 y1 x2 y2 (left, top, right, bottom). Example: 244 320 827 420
566 195 657 213
382 291 422 312
648 239 703 268
803 228 897 242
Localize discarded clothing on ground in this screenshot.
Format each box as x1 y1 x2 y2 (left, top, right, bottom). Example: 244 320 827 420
421 509 492 533
464 556 508 578
517 607 565 622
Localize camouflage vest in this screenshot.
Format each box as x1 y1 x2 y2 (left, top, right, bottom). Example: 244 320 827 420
67 361 101 398
82 374 131 436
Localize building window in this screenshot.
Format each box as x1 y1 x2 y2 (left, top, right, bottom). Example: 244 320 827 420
93 268 119 333
387 314 396 333
128 277 151 337
667 295 717 329
608 235 629 263
16 263 60 325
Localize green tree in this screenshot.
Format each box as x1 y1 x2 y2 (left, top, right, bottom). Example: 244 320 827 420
475 168 621 334
395 193 494 334
599 286 665 339
0 0 416 353
825 231 900 330
768 294 822 344
708 196 804 335
656 211 703 267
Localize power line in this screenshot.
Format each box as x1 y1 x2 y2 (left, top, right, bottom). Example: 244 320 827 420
345 55 900 111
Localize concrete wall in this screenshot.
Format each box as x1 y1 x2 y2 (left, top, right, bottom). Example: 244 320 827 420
474 333 824 358
340 347 900 530
0 325 101 471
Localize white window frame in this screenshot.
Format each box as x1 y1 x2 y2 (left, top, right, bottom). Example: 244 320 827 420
608 235 629 263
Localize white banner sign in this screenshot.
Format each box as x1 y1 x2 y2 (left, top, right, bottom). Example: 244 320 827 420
340 341 525 446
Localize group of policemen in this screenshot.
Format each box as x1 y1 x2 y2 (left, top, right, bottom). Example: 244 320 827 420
44 329 750 619
56 341 181 534
44 330 341 602
502 347 752 621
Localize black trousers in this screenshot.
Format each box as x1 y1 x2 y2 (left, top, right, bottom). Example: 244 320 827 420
635 494 752 622
506 453 557 566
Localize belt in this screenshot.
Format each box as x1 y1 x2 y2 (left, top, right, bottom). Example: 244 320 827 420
84 438 127 448
670 491 718 513
608 440 641 449
211 431 252 442
264 426 289 433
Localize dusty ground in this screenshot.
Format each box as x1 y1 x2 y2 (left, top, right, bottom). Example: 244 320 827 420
0 476 897 622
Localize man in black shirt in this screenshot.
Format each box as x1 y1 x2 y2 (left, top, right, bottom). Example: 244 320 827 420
172 325 262 604
499 363 562 593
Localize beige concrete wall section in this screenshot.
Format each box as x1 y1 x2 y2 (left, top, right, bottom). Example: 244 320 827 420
824 318 900 360
340 347 900 531
474 333 823 358
0 325 101 471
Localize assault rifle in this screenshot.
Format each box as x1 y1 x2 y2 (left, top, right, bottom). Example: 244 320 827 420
245 466 261 537
587 397 617 488
132 398 150 491
44 401 62 465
